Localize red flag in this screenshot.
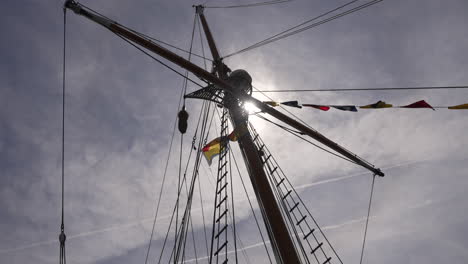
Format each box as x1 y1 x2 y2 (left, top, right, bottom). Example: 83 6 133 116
401 100 435 110
302 104 330 111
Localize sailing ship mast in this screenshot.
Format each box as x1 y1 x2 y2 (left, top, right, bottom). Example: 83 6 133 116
63 1 384 262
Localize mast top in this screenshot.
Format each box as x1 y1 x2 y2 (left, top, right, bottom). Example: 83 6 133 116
194 5 205 15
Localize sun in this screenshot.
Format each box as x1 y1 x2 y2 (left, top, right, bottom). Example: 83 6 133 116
243 102 260 114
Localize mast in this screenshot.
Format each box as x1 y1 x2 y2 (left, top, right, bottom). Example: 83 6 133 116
196 6 302 263
63 0 383 177
63 1 386 261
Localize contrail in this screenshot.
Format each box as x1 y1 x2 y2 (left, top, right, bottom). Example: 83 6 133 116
182 198 436 263
0 159 427 254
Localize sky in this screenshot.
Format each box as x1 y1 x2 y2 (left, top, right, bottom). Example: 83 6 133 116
1 0 468 263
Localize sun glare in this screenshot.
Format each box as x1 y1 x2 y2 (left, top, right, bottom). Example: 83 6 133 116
244 102 260 114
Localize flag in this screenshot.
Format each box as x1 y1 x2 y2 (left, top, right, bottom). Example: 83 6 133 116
263 101 280 107
331 105 358 112
448 103 468 110
401 100 435 110
281 101 302 108
302 104 330 111
202 127 246 165
202 137 229 165
360 100 393 109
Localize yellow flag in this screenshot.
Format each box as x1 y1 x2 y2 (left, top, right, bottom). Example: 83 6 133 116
360 100 393 109
448 103 468 110
263 101 280 107
202 137 227 165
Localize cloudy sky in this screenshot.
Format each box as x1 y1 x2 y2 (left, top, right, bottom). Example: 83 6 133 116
1 0 468 263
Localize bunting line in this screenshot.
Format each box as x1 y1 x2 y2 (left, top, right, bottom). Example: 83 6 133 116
262 100 468 112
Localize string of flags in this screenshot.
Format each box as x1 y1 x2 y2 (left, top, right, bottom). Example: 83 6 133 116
263 100 468 112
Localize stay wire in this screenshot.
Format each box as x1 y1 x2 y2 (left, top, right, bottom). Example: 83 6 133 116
197 15 209 71
144 46 190 264
78 2 212 63
253 85 317 134
224 0 359 58
182 13 198 102
156 102 210 264
59 7 67 264
228 146 239 264
253 85 468 93
205 0 293 9
174 13 197 260
253 85 376 170
175 84 212 263
249 0 383 53
113 32 207 89
129 29 213 63
359 174 376 264
224 0 381 58
253 113 359 166
173 100 214 263
249 125 344 263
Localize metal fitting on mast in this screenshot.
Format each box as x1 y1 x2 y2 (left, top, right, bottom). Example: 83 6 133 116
64 0 81 14
64 0 113 28
194 5 205 15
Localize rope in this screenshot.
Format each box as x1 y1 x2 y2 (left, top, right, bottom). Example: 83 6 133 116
129 29 213 62
249 124 345 264
223 0 383 58
172 101 215 263
228 136 239 263
113 33 207 88
175 14 199 262
143 50 190 264
253 114 359 166
205 0 293 9
359 174 376 264
253 85 468 93
156 102 212 264
182 14 198 103
59 7 67 264
252 85 377 170
174 13 197 261
252 85 319 135
77 2 212 62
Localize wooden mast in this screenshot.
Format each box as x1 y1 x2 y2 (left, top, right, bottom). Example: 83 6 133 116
63 0 384 177
196 6 302 263
64 0 386 261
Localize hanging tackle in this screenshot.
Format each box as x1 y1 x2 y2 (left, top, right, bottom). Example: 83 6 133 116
178 106 189 134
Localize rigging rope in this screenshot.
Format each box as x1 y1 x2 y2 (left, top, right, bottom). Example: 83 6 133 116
249 123 345 263
175 13 198 262
205 0 293 9
77 2 212 63
143 25 198 261
113 33 207 88
253 85 468 93
253 85 377 170
59 7 67 264
253 114 359 166
156 102 212 264
223 0 383 59
359 174 376 264
252 85 320 135
228 147 239 264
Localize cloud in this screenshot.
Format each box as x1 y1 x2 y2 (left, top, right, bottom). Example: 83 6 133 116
1 0 468 263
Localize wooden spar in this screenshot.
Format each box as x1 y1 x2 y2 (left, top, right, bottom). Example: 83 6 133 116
64 0 384 177
196 6 302 263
